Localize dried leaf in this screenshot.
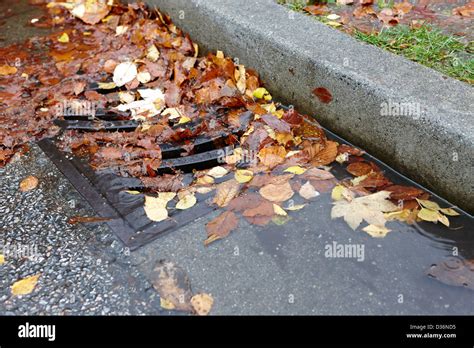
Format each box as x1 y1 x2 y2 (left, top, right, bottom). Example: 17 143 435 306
69 0 111 25
235 169 253 183
205 211 239 245
0 254 4 265
144 193 176 222
191 293 214 316
213 180 240 207
11 274 41 296
346 162 372 176
207 166 228 178
284 166 306 175
299 181 320 200
331 191 398 230
362 224 392 238
176 193 197 210
147 44 160 62
113 61 138 87
259 182 294 203
273 204 288 216
0 65 17 76
258 146 287 168
19 176 39 192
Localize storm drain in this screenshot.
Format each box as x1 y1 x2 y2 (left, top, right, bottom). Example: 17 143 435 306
38 84 241 250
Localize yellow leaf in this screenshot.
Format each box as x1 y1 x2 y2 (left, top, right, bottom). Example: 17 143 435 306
351 174 368 186
284 166 307 175
176 194 197 210
417 208 439 223
273 204 288 216
11 274 41 296
162 107 183 120
196 175 215 185
416 199 441 211
362 225 391 238
235 169 253 183
253 87 270 99
216 50 224 59
438 213 450 227
336 153 349 164
327 21 342 27
147 44 160 62
0 254 4 265
331 185 345 201
98 81 117 89
178 116 191 124
137 71 151 84
235 65 246 94
384 209 411 222
440 208 460 216
327 14 341 20
0 65 17 76
191 293 214 316
207 166 228 179
125 190 141 195
160 297 176 310
58 32 70 43
144 194 175 222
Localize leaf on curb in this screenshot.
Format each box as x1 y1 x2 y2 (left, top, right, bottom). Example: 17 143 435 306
11 274 41 296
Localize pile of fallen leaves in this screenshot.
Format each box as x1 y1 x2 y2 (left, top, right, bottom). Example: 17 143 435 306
1 0 459 248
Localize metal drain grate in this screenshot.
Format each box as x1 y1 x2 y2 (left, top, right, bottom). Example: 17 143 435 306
38 83 242 250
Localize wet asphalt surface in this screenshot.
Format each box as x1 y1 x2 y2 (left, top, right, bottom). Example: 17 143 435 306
1 0 473 316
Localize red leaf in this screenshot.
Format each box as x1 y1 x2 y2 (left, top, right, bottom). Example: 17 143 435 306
312 87 333 104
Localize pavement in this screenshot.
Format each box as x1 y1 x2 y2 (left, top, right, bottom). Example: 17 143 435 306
0 0 473 316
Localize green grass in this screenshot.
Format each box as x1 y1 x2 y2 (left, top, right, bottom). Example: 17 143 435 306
277 0 474 84
355 25 474 84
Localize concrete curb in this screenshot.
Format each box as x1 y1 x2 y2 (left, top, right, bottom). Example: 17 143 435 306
143 0 473 212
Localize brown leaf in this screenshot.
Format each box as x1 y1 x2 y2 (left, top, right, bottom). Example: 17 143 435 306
346 162 373 176
205 211 239 245
261 114 291 133
68 216 112 224
311 140 338 166
213 179 240 207
19 176 39 192
385 185 425 201
312 87 333 104
259 181 294 203
302 167 335 180
258 145 287 168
